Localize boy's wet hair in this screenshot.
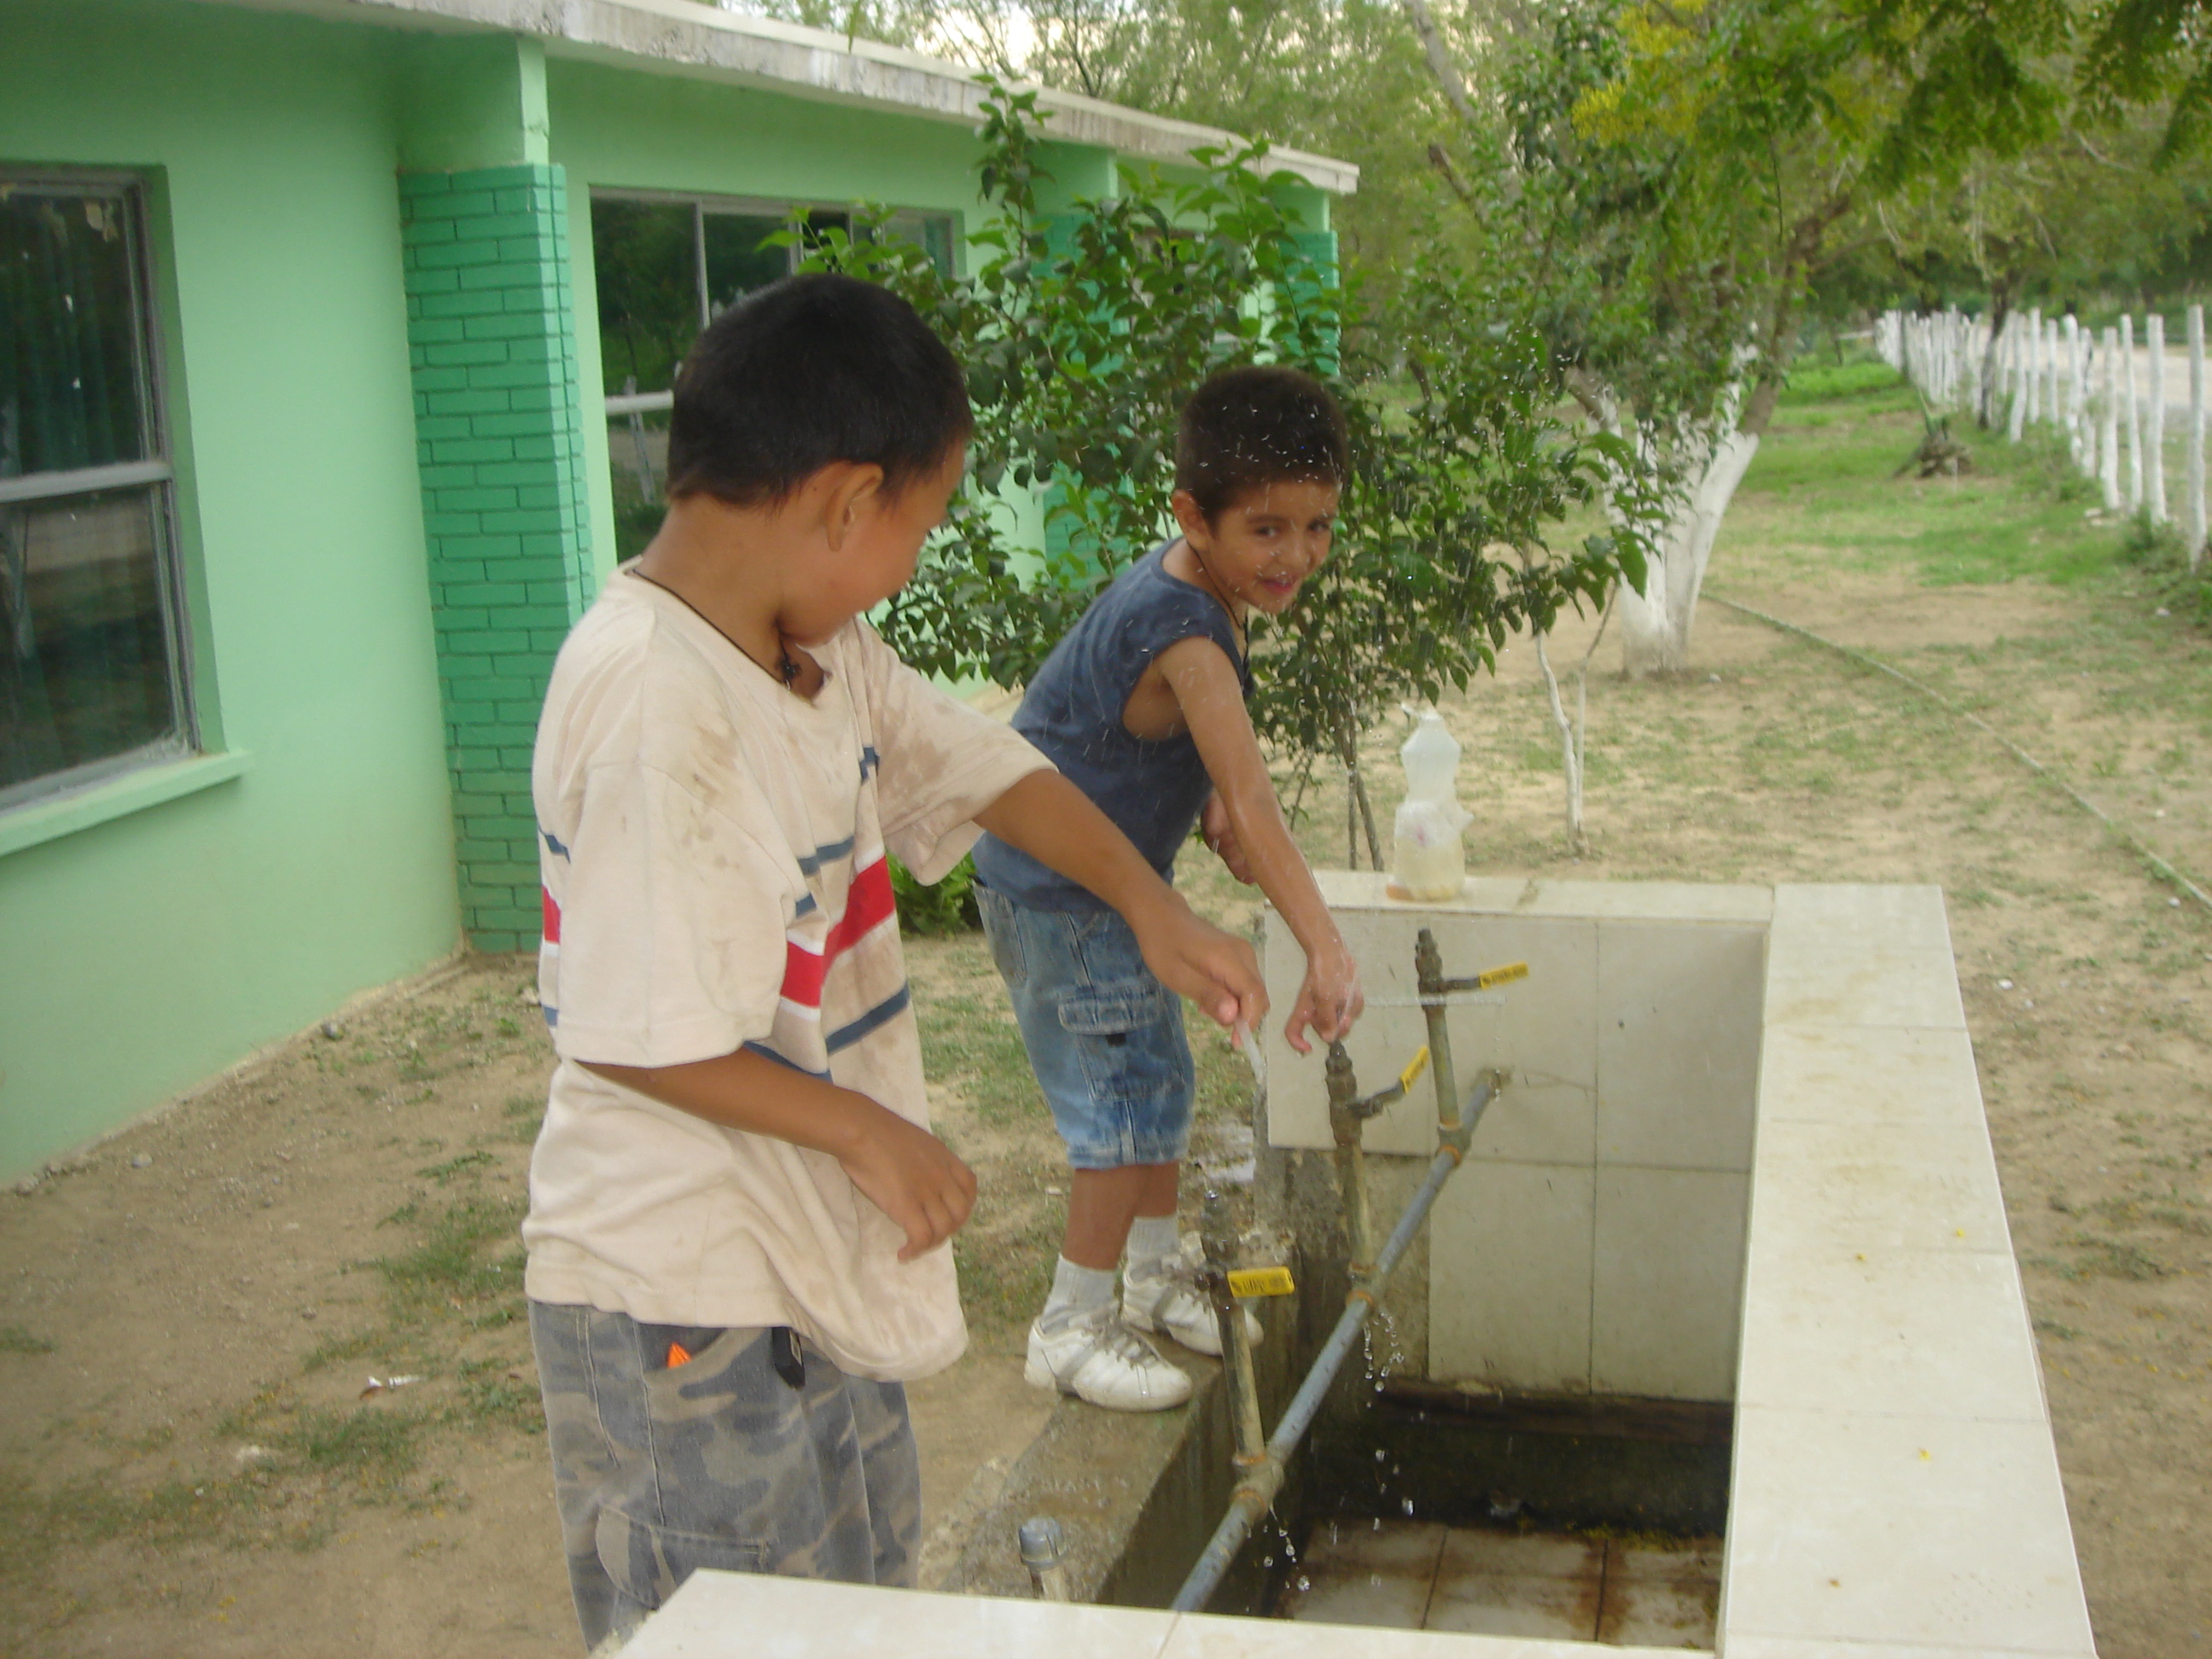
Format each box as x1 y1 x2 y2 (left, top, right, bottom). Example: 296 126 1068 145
666 273 973 505
1174 364 1349 521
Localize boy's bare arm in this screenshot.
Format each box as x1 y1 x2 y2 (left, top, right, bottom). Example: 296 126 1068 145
972 770 1267 1033
1155 635 1362 1053
579 1051 975 1261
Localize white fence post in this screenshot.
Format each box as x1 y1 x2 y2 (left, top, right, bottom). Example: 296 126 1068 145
2122 313 2143 512
2147 311 2168 526
2099 327 2122 509
2008 313 2028 439
2046 317 2061 428
2058 315 2074 452
2190 303 2206 568
2024 308 2040 427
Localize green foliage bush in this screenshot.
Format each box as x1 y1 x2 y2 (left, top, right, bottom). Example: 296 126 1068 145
890 852 981 936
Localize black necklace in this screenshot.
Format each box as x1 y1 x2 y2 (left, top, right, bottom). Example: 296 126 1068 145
629 568 801 687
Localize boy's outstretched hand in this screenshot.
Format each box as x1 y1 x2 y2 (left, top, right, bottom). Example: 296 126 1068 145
1285 945 1363 1056
1130 894 1269 1035
975 769 1268 1033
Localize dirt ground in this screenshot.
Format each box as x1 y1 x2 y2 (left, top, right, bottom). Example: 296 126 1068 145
3 383 2208 1656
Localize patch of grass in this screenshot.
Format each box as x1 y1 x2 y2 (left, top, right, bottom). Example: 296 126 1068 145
2060 1232 2171 1279
416 1149 496 1185
1780 358 1906 402
282 1406 426 1490
913 992 1045 1126
456 1358 544 1435
0 1324 55 1354
375 1192 527 1313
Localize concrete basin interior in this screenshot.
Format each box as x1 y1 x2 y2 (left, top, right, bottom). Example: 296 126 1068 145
624 880 2098 1659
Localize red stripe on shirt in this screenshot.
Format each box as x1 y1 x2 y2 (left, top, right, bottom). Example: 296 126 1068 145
779 856 897 1010
542 887 562 944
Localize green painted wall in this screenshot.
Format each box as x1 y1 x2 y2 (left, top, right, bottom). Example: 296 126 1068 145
0 0 460 1174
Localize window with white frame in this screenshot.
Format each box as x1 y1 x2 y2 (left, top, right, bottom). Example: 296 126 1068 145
1 172 191 808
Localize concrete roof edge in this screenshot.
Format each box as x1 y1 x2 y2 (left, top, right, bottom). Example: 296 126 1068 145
201 0 1359 194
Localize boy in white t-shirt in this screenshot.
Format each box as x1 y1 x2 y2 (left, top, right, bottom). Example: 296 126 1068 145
525 274 1267 1653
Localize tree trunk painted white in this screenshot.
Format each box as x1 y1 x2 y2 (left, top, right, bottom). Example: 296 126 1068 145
2122 314 2143 512
2190 304 2207 569
1618 417 1761 678
2098 328 2122 510
2147 312 2168 526
2024 308 2040 427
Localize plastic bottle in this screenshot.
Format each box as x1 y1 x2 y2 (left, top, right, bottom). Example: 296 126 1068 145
1389 711 1470 901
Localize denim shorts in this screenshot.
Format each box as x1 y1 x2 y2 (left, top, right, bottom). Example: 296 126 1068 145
530 1302 918 1655
975 883 1194 1170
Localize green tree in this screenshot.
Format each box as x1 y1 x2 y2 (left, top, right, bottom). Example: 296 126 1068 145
797 84 1648 852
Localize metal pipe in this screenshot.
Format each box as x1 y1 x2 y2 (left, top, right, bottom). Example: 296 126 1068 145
1167 1071 1503 1615
1202 1189 1266 1467
1324 1044 1376 1276
1415 928 1463 1134
1020 1516 1073 1602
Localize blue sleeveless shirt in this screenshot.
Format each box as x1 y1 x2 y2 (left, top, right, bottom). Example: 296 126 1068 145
973 544 1250 911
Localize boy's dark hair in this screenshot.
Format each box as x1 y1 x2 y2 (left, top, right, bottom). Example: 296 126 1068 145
666 273 972 505
1174 364 1349 520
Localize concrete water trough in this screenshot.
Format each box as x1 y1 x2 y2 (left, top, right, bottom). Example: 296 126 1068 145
623 878 2097 1659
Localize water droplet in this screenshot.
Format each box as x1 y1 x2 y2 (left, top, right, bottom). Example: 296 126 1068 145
1402 1498 1415 1516
1296 1575 1311 1592
1374 1448 1386 1462
1369 1573 1382 1588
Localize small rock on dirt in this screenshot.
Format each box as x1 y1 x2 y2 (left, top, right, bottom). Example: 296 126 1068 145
13 1175 41 1197
130 1152 152 1169
321 1021 345 1040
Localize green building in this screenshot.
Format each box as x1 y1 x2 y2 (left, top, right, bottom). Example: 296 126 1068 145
0 0 1351 1176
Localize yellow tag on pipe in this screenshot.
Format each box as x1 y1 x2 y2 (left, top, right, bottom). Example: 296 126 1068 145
1476 960 1530 990
1227 1266 1296 1298
1398 1045 1432 1096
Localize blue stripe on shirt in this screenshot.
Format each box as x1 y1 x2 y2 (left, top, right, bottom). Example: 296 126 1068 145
826 984 911 1053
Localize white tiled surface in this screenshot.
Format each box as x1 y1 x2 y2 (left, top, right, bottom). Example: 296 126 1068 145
1262 905 1598 1159
1745 1121 2011 1254
1755 1025 1985 1130
1720 885 2096 1657
1736 1244 2045 1420
633 1572 1705 1659
1165 1611 1693 1658
1429 1161 1595 1391
1721 1407 2093 1653
620 1574 1180 1659
1594 923 1764 1171
1591 1167 1748 1400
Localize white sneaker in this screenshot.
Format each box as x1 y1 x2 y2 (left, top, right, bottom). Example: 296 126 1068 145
1024 1307 1194 1412
1123 1265 1261 1359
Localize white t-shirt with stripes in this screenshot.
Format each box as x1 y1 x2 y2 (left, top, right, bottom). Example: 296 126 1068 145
524 571 1050 1381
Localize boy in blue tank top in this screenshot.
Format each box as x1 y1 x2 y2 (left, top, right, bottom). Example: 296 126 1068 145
972 365 1365 1412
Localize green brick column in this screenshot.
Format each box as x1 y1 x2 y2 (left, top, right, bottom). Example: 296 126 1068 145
399 163 594 951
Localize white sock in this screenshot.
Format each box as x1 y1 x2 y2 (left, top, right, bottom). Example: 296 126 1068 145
1125 1213 1182 1279
1039 1255 1117 1333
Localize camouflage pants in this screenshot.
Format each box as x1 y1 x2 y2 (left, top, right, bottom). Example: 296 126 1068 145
529 1301 920 1655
